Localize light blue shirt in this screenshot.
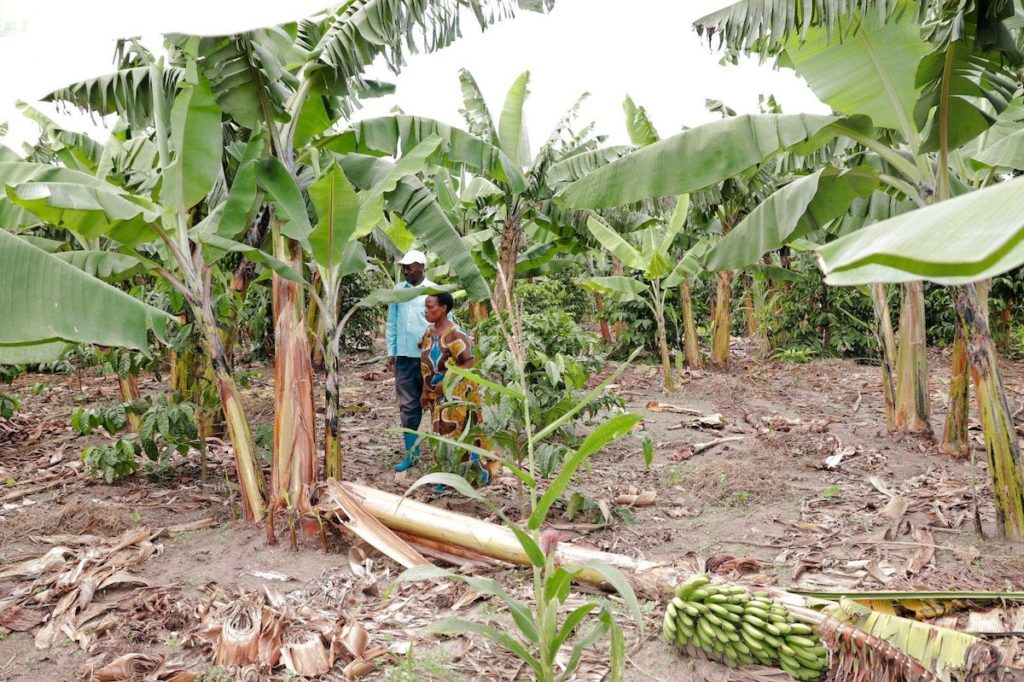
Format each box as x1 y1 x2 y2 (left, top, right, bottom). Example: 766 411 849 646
386 279 434 358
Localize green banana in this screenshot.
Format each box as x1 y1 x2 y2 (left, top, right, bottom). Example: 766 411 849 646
662 578 828 681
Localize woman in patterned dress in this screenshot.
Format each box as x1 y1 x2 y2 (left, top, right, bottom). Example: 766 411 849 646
419 292 499 483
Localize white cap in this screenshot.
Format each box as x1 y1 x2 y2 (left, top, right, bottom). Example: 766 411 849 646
398 249 427 265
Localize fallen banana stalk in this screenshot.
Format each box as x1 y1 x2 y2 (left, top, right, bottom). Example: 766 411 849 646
334 481 688 595
332 481 1024 682
321 479 429 569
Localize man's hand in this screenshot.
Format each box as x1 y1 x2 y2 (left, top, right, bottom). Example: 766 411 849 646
386 356 396 372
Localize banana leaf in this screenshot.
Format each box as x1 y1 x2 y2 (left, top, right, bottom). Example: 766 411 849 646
779 9 930 146
53 250 145 282
706 166 877 271
582 276 646 303
915 39 1018 153
163 75 223 212
817 175 1024 285
498 71 531 168
557 114 839 208
0 229 171 363
325 115 526 192
973 128 1024 170
585 215 644 270
307 161 360 281
338 154 489 301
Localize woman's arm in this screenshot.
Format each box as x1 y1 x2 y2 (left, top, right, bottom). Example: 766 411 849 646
455 341 475 369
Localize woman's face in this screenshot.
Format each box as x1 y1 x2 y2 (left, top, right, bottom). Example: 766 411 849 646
424 296 447 324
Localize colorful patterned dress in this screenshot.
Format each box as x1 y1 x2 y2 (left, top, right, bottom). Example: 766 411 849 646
419 324 499 479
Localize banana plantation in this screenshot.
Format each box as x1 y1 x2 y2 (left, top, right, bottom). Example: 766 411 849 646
3 0 1024 680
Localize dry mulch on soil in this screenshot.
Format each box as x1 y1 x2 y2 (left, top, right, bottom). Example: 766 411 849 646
2 344 1023 680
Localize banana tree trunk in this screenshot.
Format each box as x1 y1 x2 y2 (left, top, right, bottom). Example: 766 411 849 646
710 270 732 370
198 302 266 522
655 298 675 392
117 373 142 433
893 282 930 433
742 274 757 338
493 216 523 312
941 323 970 457
870 284 898 431
953 284 1024 540
269 225 318 544
168 315 187 400
323 318 342 482
173 345 200 401
337 481 682 592
976 280 991 316
307 273 325 372
468 301 489 325
609 256 627 340
222 269 250 366
680 282 702 369
750 275 770 358
168 349 179 399
197 410 210 482
592 291 613 345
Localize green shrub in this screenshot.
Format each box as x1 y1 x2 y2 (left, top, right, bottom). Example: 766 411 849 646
72 404 129 436
0 394 19 420
516 274 593 321
0 365 20 385
599 276 712 361
0 368 19 420
473 309 622 477
765 270 876 360
139 400 200 464
75 399 202 480
82 439 140 483
338 269 388 352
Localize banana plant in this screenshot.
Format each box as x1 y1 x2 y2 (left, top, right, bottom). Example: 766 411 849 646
619 96 708 366
693 0 1024 539
559 1 1024 542
0 229 171 366
697 0 1023 442
320 67 623 311
583 200 703 391
44 1 546 542
302 137 443 482
1 57 286 522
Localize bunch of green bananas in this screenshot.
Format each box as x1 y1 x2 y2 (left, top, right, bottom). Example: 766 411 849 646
662 575 829 681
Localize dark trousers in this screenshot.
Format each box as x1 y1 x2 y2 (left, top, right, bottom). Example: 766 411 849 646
395 356 424 432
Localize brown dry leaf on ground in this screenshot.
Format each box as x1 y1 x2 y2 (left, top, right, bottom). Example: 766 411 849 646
613 487 657 507
188 584 386 679
707 555 765 577
0 526 163 650
0 603 48 632
666 506 700 518
645 401 704 415
88 653 197 681
906 526 936 576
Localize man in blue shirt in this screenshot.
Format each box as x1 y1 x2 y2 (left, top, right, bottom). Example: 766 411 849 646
386 249 434 471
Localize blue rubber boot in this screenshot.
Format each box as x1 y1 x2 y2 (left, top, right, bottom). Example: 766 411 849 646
470 452 491 485
394 433 420 472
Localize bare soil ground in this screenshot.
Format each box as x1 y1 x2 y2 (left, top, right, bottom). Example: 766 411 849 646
2 342 1023 681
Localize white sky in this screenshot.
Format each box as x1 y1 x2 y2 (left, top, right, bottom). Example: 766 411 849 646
0 0 830 152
